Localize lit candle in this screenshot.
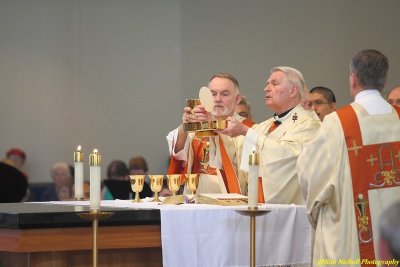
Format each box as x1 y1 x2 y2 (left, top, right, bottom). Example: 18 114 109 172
74 145 84 200
248 147 259 209
89 149 101 211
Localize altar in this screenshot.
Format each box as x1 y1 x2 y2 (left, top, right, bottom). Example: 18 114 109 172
159 203 311 267
0 201 311 267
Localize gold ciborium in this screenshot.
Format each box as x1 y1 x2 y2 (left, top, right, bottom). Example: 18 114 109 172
129 175 145 203
186 173 199 195
149 175 164 202
167 174 181 196
183 87 228 137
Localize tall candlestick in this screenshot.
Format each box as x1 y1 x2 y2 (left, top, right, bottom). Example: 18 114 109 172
89 149 102 211
248 147 259 209
74 145 84 200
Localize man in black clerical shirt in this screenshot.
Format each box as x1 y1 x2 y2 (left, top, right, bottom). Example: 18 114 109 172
217 66 321 204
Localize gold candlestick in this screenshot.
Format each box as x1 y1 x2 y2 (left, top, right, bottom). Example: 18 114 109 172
74 146 84 162
89 149 102 166
235 208 270 267
78 210 114 267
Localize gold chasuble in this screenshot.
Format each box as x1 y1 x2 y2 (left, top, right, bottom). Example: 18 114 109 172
337 105 400 263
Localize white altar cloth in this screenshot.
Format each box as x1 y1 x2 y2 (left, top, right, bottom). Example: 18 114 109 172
46 200 311 266
160 204 311 267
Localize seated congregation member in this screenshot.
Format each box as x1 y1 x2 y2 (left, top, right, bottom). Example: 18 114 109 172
42 162 73 201
102 160 130 200
297 49 400 265
167 73 255 195
2 148 28 175
128 156 148 175
128 156 153 198
0 148 29 202
218 66 320 204
308 86 337 121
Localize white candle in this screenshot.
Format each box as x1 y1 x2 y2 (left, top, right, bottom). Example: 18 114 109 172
74 145 84 199
248 147 259 209
89 149 101 211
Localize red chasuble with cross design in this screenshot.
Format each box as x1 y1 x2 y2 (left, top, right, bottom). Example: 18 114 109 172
336 104 400 263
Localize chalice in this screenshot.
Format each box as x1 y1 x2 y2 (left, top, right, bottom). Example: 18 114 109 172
149 175 164 202
129 175 145 203
167 174 181 196
186 173 199 195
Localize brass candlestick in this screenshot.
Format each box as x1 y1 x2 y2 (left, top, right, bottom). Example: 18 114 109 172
235 208 270 267
78 210 114 267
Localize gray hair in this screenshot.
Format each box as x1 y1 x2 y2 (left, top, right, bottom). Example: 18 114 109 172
271 66 308 101
238 95 250 107
51 162 71 177
209 72 240 93
350 49 388 92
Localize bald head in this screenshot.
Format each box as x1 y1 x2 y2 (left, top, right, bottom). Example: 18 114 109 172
388 86 400 107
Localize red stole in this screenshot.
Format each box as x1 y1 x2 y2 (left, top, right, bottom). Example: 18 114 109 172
181 136 241 193
242 118 255 127
167 146 188 183
337 104 400 264
167 118 256 193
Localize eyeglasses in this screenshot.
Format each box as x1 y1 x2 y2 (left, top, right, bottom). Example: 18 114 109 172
308 100 330 108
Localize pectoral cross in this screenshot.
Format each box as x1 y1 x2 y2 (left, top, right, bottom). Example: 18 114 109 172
292 113 298 123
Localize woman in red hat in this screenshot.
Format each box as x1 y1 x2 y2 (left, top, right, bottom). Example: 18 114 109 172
0 148 28 202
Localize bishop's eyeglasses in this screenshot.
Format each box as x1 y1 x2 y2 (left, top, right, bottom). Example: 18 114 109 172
308 100 330 108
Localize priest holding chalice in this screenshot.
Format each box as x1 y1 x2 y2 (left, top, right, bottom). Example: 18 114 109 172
166 73 254 195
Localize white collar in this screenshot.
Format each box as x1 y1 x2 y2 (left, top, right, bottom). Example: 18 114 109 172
355 89 380 101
